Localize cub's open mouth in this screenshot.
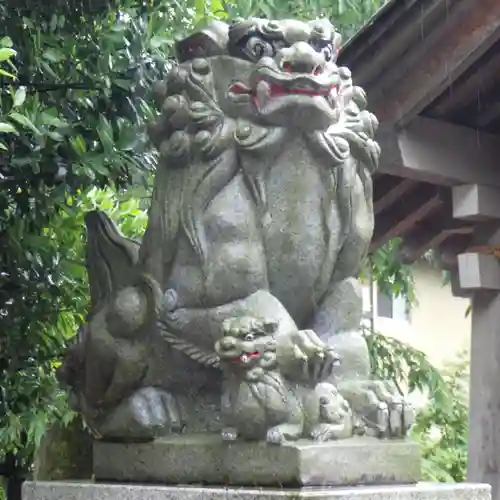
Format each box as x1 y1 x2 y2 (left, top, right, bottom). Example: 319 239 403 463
230 352 261 364
229 79 337 109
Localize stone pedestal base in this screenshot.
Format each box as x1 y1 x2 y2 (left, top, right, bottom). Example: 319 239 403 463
93 434 421 487
23 482 491 500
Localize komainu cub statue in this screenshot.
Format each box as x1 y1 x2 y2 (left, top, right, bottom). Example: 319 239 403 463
216 316 354 444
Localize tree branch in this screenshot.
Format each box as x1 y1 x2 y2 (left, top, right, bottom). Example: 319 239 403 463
1 81 103 93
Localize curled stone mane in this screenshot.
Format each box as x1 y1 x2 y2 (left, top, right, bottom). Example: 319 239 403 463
147 61 242 265
147 62 289 265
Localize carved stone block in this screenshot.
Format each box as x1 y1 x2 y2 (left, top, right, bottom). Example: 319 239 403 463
92 434 421 487
23 481 491 500
457 252 500 290
453 184 500 221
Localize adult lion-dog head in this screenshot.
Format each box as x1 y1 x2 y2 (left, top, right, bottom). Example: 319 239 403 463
144 18 380 276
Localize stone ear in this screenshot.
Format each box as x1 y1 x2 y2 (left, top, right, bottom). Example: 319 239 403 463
175 20 230 63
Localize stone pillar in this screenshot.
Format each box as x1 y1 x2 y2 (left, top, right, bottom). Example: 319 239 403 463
453 184 500 500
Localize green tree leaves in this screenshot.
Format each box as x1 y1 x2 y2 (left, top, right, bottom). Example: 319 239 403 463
0 48 16 62
365 331 469 482
12 86 26 108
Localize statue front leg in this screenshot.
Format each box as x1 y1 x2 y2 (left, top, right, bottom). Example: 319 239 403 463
311 277 370 381
310 277 414 438
160 289 299 353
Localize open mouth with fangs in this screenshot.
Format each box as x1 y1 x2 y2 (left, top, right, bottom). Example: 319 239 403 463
229 79 337 109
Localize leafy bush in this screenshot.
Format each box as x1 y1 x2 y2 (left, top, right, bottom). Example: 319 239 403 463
412 355 469 482
366 330 468 482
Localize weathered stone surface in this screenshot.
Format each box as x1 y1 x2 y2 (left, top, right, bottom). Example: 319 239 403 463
56 16 412 445
23 481 491 500
93 434 421 487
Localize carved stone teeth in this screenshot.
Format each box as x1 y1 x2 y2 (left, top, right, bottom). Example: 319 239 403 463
240 354 249 364
338 66 352 79
256 80 271 108
163 288 178 312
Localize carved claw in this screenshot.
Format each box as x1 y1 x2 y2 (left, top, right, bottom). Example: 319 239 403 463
372 402 390 436
266 428 286 445
96 387 185 441
310 422 350 441
266 424 302 445
403 402 415 431
221 427 239 442
338 380 414 438
280 329 341 384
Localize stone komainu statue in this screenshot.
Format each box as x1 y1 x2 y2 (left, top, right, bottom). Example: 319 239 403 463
58 18 413 441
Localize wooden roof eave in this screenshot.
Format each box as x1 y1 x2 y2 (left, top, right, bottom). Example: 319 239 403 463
339 0 500 129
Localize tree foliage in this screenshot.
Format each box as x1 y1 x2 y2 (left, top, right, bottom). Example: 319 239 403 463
412 354 469 482
365 331 469 482
366 238 416 304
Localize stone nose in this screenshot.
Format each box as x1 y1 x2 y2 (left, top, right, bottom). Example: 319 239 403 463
280 41 324 74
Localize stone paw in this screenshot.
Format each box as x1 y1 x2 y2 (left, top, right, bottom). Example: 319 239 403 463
221 427 238 442
130 387 184 433
98 386 185 441
266 428 285 445
338 379 414 438
266 424 302 445
310 423 346 442
280 328 341 384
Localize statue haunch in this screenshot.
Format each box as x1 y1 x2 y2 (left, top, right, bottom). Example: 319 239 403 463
58 18 414 442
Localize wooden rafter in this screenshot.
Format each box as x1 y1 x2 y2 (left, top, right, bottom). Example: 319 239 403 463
435 234 473 269
400 221 473 263
429 45 500 119
373 176 417 215
370 0 500 126
378 117 500 187
370 184 444 251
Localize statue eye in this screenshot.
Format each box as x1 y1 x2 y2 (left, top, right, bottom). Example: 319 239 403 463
322 44 334 62
246 37 275 59
244 333 255 342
